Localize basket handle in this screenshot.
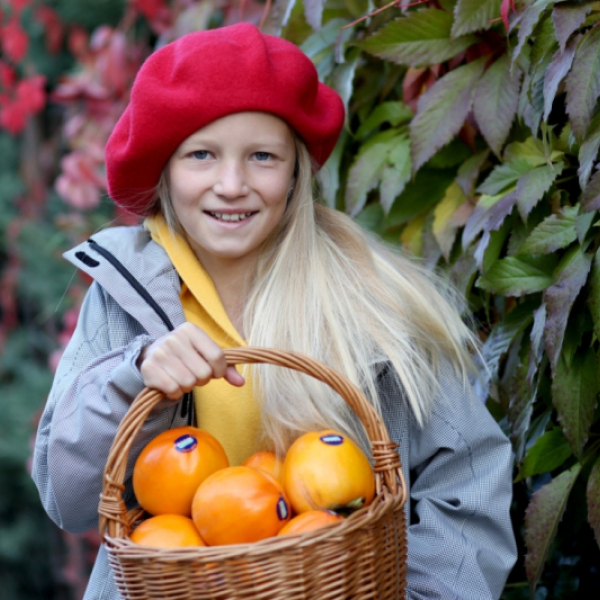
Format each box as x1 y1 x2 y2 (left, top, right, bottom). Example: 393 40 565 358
99 347 407 539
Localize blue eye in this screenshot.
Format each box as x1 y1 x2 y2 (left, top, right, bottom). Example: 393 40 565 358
254 152 271 161
192 150 210 160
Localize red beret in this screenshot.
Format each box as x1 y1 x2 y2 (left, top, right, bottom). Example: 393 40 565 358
105 23 345 215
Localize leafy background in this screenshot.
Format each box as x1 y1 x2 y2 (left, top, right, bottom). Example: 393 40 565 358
1 0 599 598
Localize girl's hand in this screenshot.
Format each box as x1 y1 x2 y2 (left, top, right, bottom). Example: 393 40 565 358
138 322 245 400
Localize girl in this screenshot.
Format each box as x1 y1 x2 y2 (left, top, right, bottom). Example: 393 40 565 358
33 23 517 600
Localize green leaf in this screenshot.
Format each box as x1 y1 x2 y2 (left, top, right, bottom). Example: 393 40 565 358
516 428 573 482
578 112 600 189
528 303 547 386
512 0 558 67
544 247 593 373
473 55 522 156
355 101 413 140
456 150 490 196
565 24 600 140
480 301 536 384
552 2 593 52
509 358 537 463
478 158 533 195
410 58 486 171
380 139 412 213
360 9 478 68
462 192 507 248
524 463 582 597
530 12 560 68
516 163 562 222
581 166 600 212
450 243 478 297
301 18 349 57
587 456 600 547
318 128 347 208
552 350 599 457
476 254 558 296
327 48 360 111
481 218 512 273
451 0 499 37
344 130 397 216
355 202 385 234
543 37 578 122
576 211 595 245
519 205 578 254
433 181 468 260
588 248 600 342
385 168 456 228
503 136 562 166
303 0 324 30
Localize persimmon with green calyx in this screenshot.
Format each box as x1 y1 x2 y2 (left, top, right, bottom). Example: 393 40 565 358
133 426 229 517
191 465 291 545
283 430 375 514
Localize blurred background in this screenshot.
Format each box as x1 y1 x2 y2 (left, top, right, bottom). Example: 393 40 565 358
1 1 599 599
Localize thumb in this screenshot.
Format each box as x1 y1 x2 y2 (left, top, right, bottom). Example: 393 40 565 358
224 365 245 387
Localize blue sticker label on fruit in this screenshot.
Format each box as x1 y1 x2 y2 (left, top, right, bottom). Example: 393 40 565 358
277 497 289 521
174 434 197 453
320 434 344 445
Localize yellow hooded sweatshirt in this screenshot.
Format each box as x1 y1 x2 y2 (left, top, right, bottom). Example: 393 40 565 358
145 215 262 465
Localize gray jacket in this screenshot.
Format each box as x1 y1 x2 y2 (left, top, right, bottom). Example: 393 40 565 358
32 225 517 600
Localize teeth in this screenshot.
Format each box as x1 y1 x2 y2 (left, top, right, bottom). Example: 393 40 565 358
210 212 253 222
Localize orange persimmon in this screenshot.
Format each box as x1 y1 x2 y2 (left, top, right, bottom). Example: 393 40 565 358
242 450 285 486
283 430 375 514
130 514 206 548
133 426 229 516
191 465 291 545
277 509 344 536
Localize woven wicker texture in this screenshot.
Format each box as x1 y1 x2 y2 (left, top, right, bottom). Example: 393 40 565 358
99 347 408 599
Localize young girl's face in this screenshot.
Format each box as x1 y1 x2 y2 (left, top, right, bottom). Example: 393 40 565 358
167 112 296 270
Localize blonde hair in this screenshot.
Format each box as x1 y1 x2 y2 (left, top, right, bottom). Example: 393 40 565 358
154 140 478 454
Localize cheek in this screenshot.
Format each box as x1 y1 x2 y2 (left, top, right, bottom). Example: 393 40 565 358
262 174 293 207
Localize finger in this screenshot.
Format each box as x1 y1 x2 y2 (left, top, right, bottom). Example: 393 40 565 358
139 337 202 397
187 331 228 380
224 365 245 387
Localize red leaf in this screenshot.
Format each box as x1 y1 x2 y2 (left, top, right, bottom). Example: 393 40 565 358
9 0 31 14
67 26 89 59
55 151 106 209
97 31 129 95
1 18 28 63
15 75 46 113
500 0 516 32
0 60 16 89
133 0 172 34
402 66 441 113
35 6 64 54
0 99 27 134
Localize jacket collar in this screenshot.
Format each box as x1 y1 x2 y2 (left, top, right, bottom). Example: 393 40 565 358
63 225 185 338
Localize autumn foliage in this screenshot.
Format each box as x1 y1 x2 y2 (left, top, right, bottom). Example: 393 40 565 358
2 1 600 598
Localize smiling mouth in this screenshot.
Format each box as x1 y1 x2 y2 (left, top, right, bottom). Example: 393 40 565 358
207 211 255 222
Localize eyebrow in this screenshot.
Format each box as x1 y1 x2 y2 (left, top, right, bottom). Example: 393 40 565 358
181 135 291 150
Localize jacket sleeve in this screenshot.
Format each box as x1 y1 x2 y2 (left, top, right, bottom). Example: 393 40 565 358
32 281 181 533
381 364 517 600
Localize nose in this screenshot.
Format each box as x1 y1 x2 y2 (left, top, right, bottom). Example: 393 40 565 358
213 159 249 199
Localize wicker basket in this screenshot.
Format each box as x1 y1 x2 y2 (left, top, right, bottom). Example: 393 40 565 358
99 347 408 599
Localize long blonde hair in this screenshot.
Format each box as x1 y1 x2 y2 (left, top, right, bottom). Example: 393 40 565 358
154 139 478 454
